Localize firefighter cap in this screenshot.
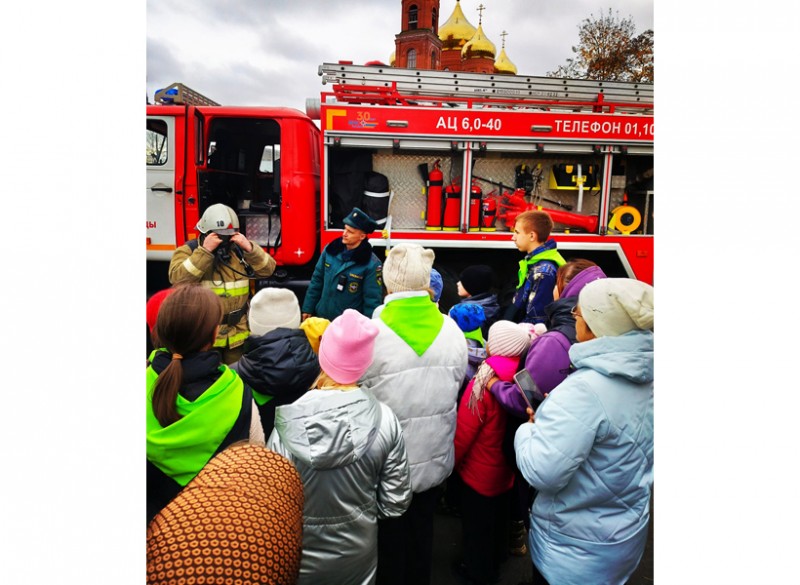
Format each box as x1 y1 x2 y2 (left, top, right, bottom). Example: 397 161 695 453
343 207 379 235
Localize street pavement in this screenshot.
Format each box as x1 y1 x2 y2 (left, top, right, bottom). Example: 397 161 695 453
431 508 534 585
430 491 654 585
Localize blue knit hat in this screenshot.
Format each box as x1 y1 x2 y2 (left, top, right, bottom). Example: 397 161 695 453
448 303 486 333
429 268 443 302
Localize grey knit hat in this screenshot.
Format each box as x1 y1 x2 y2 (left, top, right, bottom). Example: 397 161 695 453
578 278 654 338
382 244 435 293
486 320 532 357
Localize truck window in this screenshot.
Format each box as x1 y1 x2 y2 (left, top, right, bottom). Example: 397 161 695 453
198 117 282 213
146 120 168 166
259 145 280 173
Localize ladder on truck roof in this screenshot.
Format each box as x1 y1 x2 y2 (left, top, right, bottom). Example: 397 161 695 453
319 62 652 114
154 82 220 106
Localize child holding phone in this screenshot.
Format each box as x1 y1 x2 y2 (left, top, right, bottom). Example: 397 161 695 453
452 320 532 585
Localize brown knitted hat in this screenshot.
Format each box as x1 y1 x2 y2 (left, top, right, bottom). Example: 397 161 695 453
147 442 304 585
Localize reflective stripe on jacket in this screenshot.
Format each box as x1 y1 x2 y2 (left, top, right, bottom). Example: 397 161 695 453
168 241 276 349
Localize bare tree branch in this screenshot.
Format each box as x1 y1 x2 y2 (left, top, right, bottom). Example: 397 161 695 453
548 8 653 83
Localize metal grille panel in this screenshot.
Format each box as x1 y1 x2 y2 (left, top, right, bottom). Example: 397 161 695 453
371 153 620 233
373 154 459 229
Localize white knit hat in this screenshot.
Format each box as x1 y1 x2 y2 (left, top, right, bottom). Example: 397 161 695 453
382 244 435 293
486 320 532 357
248 288 301 336
578 278 654 338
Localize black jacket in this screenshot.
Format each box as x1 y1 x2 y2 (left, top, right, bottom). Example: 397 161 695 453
544 297 578 345
231 328 320 436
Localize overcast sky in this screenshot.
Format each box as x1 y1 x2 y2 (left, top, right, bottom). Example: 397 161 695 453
146 0 653 112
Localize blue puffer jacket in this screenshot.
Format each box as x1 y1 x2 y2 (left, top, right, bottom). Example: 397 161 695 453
514 329 654 585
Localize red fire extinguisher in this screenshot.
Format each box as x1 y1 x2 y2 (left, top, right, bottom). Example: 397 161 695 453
468 183 482 232
442 181 461 231
481 195 497 231
425 160 444 231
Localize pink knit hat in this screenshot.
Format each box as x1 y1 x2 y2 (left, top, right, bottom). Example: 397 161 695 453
318 309 379 384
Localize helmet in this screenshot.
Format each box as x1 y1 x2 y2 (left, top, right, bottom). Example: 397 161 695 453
196 204 240 235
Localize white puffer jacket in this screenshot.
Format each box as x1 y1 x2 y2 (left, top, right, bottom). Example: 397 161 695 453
361 292 468 493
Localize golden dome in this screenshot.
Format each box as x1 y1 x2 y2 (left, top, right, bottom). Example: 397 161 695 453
461 24 496 59
390 51 396 66
494 33 517 75
439 0 477 51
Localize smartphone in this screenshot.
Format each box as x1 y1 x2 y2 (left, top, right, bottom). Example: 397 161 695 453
513 369 545 411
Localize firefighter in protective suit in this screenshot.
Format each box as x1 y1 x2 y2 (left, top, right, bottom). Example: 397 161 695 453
168 204 276 364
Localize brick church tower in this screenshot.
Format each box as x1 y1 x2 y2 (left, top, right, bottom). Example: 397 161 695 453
394 0 442 69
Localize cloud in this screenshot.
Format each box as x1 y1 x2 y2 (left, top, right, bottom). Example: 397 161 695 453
147 0 654 110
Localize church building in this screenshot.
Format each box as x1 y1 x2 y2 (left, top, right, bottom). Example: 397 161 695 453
392 0 517 75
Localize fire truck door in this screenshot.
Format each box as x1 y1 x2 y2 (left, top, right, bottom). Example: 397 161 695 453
146 116 177 260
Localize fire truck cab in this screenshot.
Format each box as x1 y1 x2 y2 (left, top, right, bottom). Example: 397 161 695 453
146 83 320 294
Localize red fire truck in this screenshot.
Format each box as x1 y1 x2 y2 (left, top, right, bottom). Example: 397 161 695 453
146 62 653 308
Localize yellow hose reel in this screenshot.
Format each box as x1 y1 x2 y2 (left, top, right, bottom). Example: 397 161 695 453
608 204 641 235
